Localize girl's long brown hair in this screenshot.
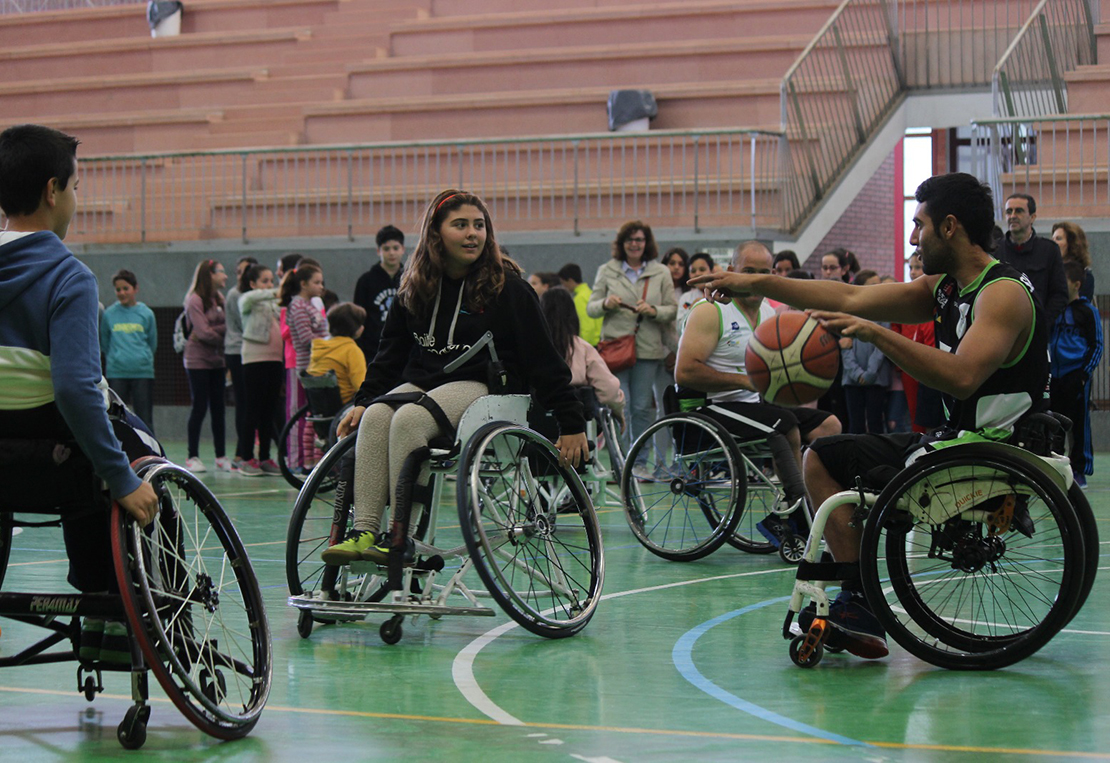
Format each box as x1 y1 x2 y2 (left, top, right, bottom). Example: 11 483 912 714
398 189 521 320
189 259 225 311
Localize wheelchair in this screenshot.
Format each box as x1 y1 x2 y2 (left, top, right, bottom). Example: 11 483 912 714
285 390 605 644
620 409 808 563
0 441 271 748
278 369 354 490
784 415 1100 671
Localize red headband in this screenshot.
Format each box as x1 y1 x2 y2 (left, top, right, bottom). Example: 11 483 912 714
435 193 460 213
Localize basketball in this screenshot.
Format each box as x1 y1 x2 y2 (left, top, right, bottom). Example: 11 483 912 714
745 312 840 405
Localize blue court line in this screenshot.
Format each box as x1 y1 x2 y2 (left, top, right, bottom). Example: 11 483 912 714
672 598 871 748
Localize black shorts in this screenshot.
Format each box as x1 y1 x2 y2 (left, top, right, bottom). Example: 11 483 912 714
809 432 924 490
700 400 833 442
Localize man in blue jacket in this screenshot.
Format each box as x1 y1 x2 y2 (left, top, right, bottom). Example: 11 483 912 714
0 124 160 658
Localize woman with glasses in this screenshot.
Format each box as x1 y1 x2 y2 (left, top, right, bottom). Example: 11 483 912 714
182 259 228 473
587 221 677 478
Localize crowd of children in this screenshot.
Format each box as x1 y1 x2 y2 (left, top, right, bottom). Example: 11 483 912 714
91 219 1101 489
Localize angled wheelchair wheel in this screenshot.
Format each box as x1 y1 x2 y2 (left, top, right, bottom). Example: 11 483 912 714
0 512 11 590
286 435 380 605
621 413 744 561
458 422 604 638
599 406 626 479
719 453 779 555
1066 484 1099 624
278 403 311 490
112 462 272 738
859 444 1085 670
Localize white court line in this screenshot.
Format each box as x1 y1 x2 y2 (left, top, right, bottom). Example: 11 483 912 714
452 567 794 725
215 488 284 498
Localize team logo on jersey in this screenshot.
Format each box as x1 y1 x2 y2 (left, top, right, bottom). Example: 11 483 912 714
731 321 740 331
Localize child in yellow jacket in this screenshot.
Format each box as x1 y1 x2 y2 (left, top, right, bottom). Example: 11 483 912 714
307 303 367 403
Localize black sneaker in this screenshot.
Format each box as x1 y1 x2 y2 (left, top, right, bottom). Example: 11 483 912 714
798 591 888 659
361 535 415 566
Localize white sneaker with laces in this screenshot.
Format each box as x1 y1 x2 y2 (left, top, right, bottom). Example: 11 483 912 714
185 457 207 473
214 456 232 472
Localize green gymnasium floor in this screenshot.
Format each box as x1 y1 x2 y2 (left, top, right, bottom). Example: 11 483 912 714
1 444 1108 762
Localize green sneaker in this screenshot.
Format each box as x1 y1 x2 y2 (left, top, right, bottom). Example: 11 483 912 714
321 530 380 565
79 618 104 662
98 621 132 666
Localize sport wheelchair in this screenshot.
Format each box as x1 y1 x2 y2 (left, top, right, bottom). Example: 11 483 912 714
0 441 271 748
279 370 354 490
620 410 808 563
785 417 1099 670
285 391 605 644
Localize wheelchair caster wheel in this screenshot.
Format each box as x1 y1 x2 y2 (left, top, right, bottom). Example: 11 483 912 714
297 610 313 639
789 634 823 668
82 675 98 702
117 704 150 750
778 534 805 565
380 616 403 645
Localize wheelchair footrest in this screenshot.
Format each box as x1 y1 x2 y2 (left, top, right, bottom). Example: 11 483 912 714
286 595 495 619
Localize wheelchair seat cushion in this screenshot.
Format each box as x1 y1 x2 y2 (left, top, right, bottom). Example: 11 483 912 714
0 438 105 515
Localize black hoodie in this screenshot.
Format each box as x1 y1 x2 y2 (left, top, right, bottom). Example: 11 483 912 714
355 271 584 435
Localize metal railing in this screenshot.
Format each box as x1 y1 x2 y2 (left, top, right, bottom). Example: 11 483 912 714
66 128 786 244
992 0 1097 117
780 0 904 229
0 0 141 12
971 113 1110 217
779 0 1091 231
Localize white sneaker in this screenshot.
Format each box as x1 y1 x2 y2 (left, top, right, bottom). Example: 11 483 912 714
185 457 207 473
214 456 232 472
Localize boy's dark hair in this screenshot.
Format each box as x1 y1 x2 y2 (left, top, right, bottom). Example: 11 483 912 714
533 272 561 289
322 289 340 312
327 302 367 338
786 268 815 280
376 225 404 248
1006 192 1037 216
1063 259 1086 286
558 263 583 284
112 269 138 288
0 124 80 217
854 269 879 285
773 250 800 270
915 173 996 252
278 252 303 276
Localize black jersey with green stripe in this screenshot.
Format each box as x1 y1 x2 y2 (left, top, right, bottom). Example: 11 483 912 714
932 260 1049 437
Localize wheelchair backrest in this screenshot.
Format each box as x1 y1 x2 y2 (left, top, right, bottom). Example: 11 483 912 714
299 370 345 418
455 395 531 445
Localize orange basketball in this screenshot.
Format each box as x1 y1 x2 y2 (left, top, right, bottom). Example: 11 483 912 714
745 312 840 405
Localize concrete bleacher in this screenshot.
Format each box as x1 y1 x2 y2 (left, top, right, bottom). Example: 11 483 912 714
1 0 840 155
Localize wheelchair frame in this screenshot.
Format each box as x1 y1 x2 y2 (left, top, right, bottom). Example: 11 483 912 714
620 411 809 563
0 456 271 748
784 440 1099 670
286 394 605 644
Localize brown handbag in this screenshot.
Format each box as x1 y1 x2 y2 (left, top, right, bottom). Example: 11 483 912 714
597 278 649 373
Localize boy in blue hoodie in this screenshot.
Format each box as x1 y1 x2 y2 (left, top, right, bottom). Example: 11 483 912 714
0 124 160 660
100 269 158 432
1050 259 1104 488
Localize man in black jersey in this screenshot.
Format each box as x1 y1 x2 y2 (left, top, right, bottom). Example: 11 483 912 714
688 173 1049 659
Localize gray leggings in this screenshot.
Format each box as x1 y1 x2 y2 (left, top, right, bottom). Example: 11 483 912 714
352 380 488 534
